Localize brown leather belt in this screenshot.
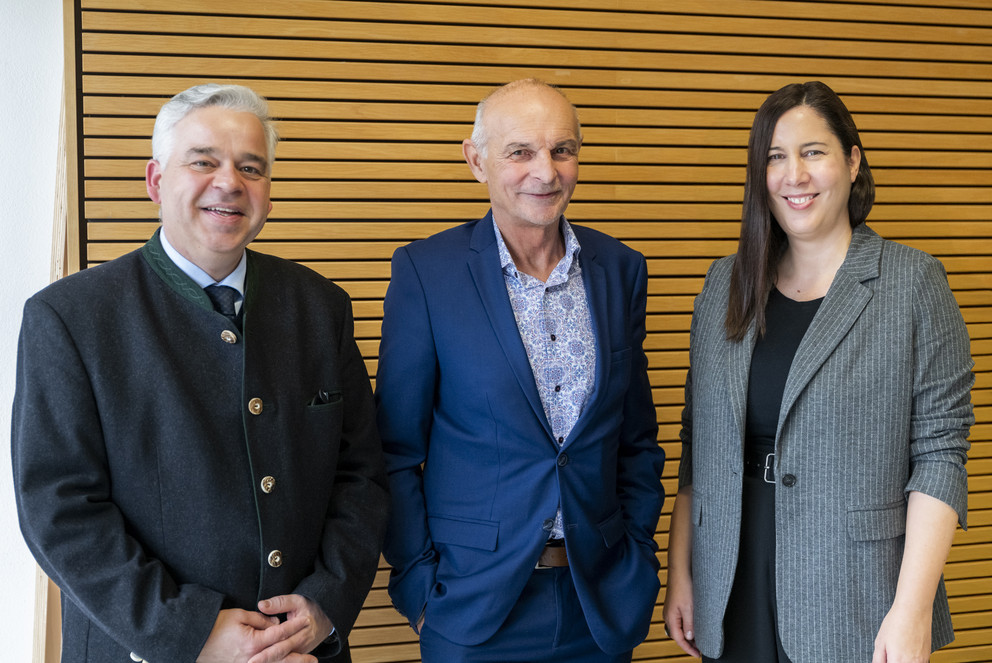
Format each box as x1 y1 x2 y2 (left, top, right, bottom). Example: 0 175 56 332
536 541 569 568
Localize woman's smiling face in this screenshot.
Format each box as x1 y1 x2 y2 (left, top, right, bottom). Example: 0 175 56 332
766 105 860 245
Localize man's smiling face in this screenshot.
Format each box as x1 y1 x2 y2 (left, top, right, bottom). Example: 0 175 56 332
145 105 272 280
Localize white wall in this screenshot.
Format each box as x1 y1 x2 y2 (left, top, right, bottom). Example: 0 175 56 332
0 0 63 659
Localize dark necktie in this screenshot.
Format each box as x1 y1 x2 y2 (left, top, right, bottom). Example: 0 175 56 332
204 284 241 330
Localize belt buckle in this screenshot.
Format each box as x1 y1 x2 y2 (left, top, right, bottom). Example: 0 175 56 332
763 452 776 484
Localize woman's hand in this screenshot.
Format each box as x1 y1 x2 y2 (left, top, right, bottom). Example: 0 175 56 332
872 602 931 663
872 491 958 663
664 486 700 657
663 566 700 657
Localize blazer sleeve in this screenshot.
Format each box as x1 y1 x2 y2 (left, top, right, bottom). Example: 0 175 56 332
905 255 974 528
11 296 223 662
677 258 722 491
375 246 440 627
294 292 390 648
615 254 666 549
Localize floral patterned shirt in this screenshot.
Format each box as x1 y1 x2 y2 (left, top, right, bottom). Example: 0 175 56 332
494 218 596 539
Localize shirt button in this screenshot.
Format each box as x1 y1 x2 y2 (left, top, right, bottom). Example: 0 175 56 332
260 476 275 494
248 398 263 415
782 474 797 487
542 518 555 532
557 453 569 467
554 385 561 392
220 330 237 344
557 436 564 445
550 334 556 341
268 550 283 567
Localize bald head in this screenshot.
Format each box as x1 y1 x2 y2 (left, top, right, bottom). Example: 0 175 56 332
470 79 582 158
462 78 582 234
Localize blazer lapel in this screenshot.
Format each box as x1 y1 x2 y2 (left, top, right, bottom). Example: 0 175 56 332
776 224 882 439
728 321 758 454
466 214 554 440
560 242 608 448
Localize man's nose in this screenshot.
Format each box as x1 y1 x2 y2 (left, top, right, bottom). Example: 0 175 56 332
212 162 243 191
530 150 557 182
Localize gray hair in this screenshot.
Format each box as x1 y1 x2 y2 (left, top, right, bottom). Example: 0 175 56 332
469 79 582 157
152 83 279 170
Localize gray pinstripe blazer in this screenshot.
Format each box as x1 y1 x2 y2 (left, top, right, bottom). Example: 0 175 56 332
678 223 974 661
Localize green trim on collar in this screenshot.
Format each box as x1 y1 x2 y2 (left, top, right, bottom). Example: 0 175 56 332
140 227 214 312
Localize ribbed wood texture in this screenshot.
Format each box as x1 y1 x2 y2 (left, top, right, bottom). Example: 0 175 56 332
71 1 990 661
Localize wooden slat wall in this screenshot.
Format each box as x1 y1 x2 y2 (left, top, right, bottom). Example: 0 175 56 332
71 1 991 661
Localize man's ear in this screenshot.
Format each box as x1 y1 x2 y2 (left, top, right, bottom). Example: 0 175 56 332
145 159 163 204
462 139 487 184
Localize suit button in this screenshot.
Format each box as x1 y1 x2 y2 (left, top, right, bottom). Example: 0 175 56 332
248 398 264 415
260 476 276 493
782 474 797 487
542 518 554 532
557 453 569 467
268 550 283 567
220 330 237 344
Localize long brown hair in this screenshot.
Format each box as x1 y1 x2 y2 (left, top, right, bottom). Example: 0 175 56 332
725 81 875 341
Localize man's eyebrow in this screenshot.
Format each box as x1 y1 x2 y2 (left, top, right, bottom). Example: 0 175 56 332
503 139 578 151
184 146 216 159
241 152 269 168
182 147 269 171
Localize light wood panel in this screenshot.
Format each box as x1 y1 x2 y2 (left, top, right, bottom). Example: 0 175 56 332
72 1 991 661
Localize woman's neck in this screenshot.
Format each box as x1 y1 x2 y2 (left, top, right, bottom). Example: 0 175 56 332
775 225 853 301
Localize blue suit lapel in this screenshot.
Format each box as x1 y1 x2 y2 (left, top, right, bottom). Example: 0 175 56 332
777 224 881 439
561 242 608 448
466 215 554 441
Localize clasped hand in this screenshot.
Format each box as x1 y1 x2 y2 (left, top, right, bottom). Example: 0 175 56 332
197 594 333 663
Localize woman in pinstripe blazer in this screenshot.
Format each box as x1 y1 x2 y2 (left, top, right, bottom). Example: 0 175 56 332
663 82 974 662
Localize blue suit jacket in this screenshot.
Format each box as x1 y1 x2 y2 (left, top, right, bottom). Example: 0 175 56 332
375 213 664 654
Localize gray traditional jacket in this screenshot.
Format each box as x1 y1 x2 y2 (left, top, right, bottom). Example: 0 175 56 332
13 230 388 662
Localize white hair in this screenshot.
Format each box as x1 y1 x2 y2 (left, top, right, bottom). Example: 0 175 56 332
151 83 279 169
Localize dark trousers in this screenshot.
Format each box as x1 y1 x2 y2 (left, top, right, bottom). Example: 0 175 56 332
703 474 793 663
419 566 632 663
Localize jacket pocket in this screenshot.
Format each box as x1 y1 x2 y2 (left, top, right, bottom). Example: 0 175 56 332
691 490 704 527
303 395 344 446
597 507 626 548
428 515 499 551
847 502 907 541
609 347 631 387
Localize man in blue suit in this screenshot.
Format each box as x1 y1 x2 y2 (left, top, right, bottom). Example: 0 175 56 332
375 79 665 663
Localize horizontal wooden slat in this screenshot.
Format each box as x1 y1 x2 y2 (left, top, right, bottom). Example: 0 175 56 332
85 180 992 208
82 71 992 117
83 53 992 88
80 158 992 188
79 4 992 45
81 96 992 141
81 137 992 169
81 0 992 27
